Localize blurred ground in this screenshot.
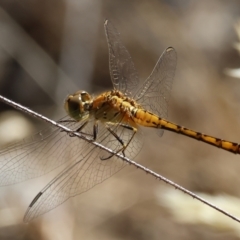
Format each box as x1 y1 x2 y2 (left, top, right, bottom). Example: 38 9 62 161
0 0 240 239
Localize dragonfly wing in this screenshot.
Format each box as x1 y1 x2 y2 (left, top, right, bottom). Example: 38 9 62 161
135 47 177 136
0 117 89 185
24 142 126 222
23 117 143 222
104 20 139 96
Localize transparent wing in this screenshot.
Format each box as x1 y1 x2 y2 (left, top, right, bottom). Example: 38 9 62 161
104 20 139 96
0 108 143 221
135 47 177 119
1 21 172 220
105 20 177 130
0 117 79 185
23 144 124 222
0 113 142 187
23 117 143 222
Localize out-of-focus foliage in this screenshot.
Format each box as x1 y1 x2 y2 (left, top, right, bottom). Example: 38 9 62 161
1 0 240 239
225 20 240 79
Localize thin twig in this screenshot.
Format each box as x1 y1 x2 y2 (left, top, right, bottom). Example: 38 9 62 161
0 94 240 223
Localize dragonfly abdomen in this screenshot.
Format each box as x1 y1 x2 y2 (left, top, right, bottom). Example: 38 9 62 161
134 109 240 154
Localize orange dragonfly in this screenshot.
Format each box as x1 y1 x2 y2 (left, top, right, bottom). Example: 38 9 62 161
0 20 239 222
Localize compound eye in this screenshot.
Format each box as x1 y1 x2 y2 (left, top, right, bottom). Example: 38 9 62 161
64 94 81 115
68 96 80 112
81 91 91 102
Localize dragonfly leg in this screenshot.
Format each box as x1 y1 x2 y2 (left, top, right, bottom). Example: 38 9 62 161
75 121 89 133
65 120 93 138
100 124 137 160
58 119 77 132
69 121 99 142
120 124 137 157
58 119 76 123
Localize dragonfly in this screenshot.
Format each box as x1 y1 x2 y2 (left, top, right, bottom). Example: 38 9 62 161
1 20 240 223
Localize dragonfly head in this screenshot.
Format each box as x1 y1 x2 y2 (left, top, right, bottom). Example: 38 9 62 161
64 91 93 121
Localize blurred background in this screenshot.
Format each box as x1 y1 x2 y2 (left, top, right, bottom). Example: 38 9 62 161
1 0 240 239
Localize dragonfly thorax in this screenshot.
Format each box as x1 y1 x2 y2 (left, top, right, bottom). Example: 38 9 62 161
64 90 93 121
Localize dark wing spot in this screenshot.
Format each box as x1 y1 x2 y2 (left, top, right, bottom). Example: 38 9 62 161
29 192 43 207
114 112 119 117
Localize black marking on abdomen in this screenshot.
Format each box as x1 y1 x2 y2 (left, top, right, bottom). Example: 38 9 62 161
196 132 202 138
232 142 238 147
